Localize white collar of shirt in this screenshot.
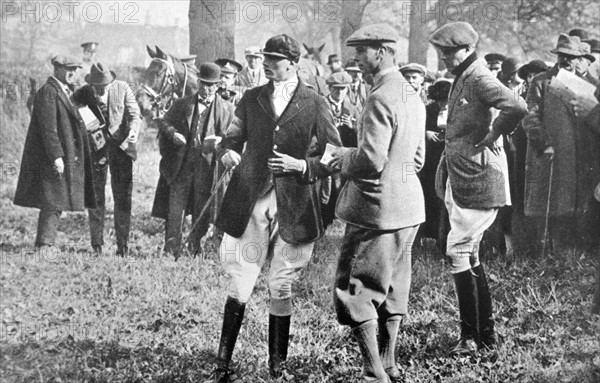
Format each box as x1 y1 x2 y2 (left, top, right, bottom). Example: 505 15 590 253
271 75 298 117
327 94 343 108
372 66 396 85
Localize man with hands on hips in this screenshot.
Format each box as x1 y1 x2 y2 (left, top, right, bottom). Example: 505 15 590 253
212 34 341 382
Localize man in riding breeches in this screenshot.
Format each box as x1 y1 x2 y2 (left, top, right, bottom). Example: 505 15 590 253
212 34 341 382
151 63 234 257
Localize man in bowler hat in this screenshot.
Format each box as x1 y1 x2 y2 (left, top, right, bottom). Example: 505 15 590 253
14 55 97 248
72 62 142 256
212 34 341 381
329 23 426 383
429 21 527 355
151 63 235 257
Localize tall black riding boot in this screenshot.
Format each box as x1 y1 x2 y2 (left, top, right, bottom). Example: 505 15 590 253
472 264 495 349
451 269 479 355
214 296 246 383
268 314 291 378
377 314 403 382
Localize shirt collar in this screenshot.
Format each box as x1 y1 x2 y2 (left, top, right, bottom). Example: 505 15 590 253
372 66 397 86
272 75 299 90
51 76 72 94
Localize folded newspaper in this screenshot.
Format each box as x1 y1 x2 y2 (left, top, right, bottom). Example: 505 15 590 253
554 69 597 99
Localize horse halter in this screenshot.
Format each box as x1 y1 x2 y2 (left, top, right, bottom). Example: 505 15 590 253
142 57 188 119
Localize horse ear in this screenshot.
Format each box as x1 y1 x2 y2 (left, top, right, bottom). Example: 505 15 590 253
318 43 325 53
147 45 157 58
155 46 168 60
303 43 310 52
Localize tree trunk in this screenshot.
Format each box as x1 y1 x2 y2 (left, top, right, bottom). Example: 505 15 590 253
408 0 430 65
340 0 370 63
189 0 235 66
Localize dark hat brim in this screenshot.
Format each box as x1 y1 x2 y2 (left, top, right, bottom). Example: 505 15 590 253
584 54 596 63
85 71 116 85
346 39 396 47
198 76 221 83
260 50 291 60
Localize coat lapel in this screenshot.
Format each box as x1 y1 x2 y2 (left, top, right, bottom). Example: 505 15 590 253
448 60 479 116
185 95 197 130
257 82 277 121
277 80 308 126
48 77 79 119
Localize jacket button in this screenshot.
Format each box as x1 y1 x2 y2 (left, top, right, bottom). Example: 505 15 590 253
275 126 280 131
273 144 278 150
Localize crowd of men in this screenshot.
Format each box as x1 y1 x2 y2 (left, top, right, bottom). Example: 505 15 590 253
13 20 599 383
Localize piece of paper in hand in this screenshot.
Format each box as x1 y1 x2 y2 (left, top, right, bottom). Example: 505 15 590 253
555 69 597 98
204 134 223 145
320 143 339 165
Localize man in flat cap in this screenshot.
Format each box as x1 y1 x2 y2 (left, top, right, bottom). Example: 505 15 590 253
326 71 359 147
72 62 142 256
235 46 268 88
484 53 506 77
429 21 527 355
14 55 97 249
212 34 341 382
522 33 599 260
345 59 371 112
400 63 428 103
151 62 235 258
215 58 245 106
329 23 426 383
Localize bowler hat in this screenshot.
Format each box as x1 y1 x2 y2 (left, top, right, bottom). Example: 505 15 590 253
427 78 452 102
346 24 399 47
484 53 506 64
550 34 585 56
85 63 115 85
326 71 352 87
568 28 589 41
214 58 243 74
344 59 361 72
51 54 82 68
517 59 548 80
584 39 600 53
501 57 520 75
244 46 263 58
261 34 301 63
400 63 427 76
429 21 479 48
198 62 221 83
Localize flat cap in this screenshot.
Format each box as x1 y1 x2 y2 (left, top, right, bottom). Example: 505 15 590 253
214 58 243 74
81 41 99 51
51 54 82 68
346 24 399 47
484 53 506 64
429 21 479 48
399 63 427 76
326 71 353 87
244 46 263 58
261 34 301 63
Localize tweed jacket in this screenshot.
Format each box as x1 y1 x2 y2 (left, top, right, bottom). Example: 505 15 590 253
14 77 96 211
435 58 527 209
335 69 426 230
521 66 600 217
235 66 268 89
216 79 342 244
73 80 142 160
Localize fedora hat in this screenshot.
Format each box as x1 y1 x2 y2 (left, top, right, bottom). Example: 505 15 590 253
86 63 115 85
198 62 221 83
580 42 596 63
550 34 585 57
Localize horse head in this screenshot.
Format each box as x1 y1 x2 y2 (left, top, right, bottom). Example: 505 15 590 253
302 43 325 64
136 45 198 119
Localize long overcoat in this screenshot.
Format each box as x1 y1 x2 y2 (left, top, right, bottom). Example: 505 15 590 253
216 80 342 245
335 70 426 230
521 66 600 219
14 77 96 211
151 94 234 220
435 58 528 209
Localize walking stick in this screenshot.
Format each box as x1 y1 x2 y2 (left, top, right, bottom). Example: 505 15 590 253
181 168 231 252
541 160 554 258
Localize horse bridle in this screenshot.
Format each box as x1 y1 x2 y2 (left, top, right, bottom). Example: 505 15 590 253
142 57 188 118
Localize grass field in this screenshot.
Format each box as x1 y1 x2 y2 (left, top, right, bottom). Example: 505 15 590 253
1 109 599 382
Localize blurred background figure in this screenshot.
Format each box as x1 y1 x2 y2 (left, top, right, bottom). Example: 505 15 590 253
344 59 370 112
327 53 343 74
484 52 506 76
400 63 428 103
235 46 268 88
214 58 244 106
